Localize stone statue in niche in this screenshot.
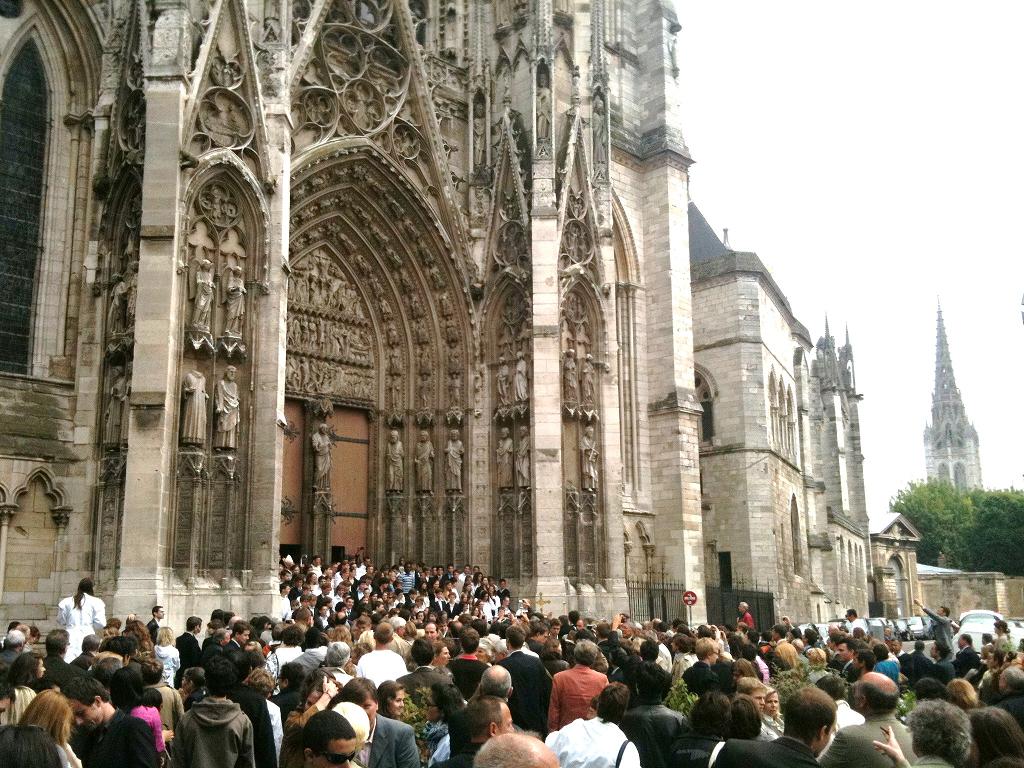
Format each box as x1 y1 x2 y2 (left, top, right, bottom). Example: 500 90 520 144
386 429 405 491
103 365 129 447
448 371 461 404
563 349 579 402
592 89 608 176
181 370 209 445
581 424 599 490
581 353 597 407
213 365 241 449
516 425 530 487
311 422 333 490
473 107 485 167
496 427 514 488
221 264 246 337
536 68 551 141
414 430 434 492
125 261 138 330
190 258 215 331
514 350 529 403
445 429 464 492
107 272 129 336
497 356 511 406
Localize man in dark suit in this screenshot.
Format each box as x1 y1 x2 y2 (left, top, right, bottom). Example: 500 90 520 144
682 638 721 698
449 628 489 700
200 628 231 665
40 629 85 690
338 677 419 768
715 687 837 768
226 620 251 652
819 672 914 768
146 606 164 645
497 626 551 735
65 675 158 768
398 638 449 703
175 616 203 687
954 634 981 678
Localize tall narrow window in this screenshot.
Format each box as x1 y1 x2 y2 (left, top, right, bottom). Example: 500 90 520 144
696 372 714 443
0 42 48 374
790 496 802 575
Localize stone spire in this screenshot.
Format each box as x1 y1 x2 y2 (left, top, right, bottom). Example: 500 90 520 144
924 303 982 489
933 303 957 401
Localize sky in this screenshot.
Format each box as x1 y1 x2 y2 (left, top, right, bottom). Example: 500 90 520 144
674 1 1024 517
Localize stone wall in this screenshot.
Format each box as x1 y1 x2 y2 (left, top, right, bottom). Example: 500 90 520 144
919 572 1010 617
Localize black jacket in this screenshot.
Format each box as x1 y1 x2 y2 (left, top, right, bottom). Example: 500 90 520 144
998 693 1024 732
902 651 936 685
175 632 202 687
619 702 688 768
72 710 158 768
716 735 821 768
227 684 278 768
146 619 160 645
954 646 981 677
42 653 85 690
449 657 489 700
498 650 552 734
270 688 301 722
682 661 720 698
671 733 724 768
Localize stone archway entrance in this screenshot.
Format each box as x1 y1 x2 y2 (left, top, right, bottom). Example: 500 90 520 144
281 146 474 566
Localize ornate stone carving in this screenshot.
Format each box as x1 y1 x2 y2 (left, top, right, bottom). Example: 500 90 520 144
496 426 514 489
221 264 247 337
185 179 256 356
414 429 434 492
496 355 511 406
187 0 271 179
311 422 333 490
581 424 598 491
181 370 209 446
535 63 552 159
213 366 241 450
581 353 597 407
563 348 579 404
514 350 529 403
103 365 131 448
591 88 608 181
560 190 595 272
515 425 530 487
444 429 464 492
286 250 375 402
385 429 405 491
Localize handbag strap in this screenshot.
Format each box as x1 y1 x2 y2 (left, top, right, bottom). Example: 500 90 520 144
614 739 629 768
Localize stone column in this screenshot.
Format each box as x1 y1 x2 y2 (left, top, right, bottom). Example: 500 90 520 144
634 0 706 621
525 133 567 611
0 505 16 603
112 7 191 617
246 67 292 603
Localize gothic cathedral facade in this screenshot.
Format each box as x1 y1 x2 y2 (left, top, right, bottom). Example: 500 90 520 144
0 0 707 626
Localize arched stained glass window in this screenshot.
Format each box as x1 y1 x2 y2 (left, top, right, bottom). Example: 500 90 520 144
0 41 49 374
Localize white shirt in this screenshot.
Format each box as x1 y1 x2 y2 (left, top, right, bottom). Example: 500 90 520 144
279 595 292 621
818 700 866 758
356 649 409 687
546 718 641 768
57 593 107 662
355 564 367 580
267 699 283 758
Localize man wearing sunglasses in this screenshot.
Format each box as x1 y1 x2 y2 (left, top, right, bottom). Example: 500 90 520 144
303 710 359 768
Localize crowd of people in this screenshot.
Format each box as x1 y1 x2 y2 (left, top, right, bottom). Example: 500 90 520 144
1 558 1024 768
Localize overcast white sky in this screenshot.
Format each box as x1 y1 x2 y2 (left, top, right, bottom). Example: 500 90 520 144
675 1 1024 516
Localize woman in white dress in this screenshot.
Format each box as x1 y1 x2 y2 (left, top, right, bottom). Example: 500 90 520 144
56 578 107 662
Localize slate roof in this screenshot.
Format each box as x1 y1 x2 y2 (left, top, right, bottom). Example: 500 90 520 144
688 201 731 263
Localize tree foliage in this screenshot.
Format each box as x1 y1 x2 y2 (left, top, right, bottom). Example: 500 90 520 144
892 481 1024 575
890 480 974 568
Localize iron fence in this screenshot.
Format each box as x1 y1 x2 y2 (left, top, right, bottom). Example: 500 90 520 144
626 578 776 629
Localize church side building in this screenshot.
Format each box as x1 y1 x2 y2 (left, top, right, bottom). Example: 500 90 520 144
0 0 708 628
924 306 982 490
690 204 871 621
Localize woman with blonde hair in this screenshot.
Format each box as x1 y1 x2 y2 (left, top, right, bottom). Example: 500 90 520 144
806 647 830 682
19 689 82 768
946 678 979 711
154 627 179 687
2 652 43 724
772 640 799 672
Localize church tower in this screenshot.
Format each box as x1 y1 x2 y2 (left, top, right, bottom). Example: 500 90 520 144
924 305 982 489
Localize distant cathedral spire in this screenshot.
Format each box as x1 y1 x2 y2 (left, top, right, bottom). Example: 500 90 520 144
924 303 982 489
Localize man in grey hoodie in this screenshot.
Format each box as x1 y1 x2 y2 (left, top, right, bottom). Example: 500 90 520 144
173 654 255 768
